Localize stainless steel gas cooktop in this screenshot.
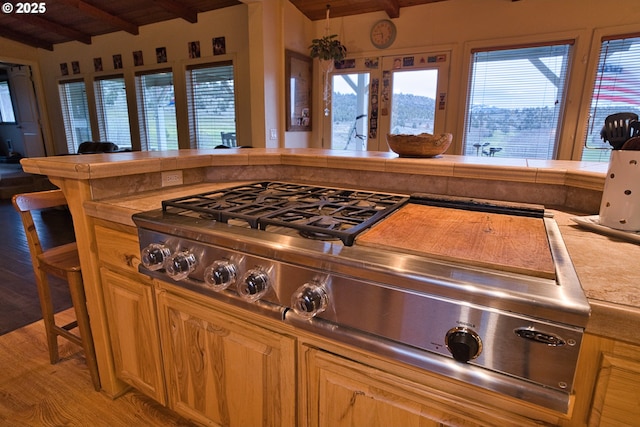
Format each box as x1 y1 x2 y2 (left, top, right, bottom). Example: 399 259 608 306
133 181 591 414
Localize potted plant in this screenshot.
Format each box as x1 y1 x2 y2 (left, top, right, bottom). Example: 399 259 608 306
309 34 347 62
309 34 347 115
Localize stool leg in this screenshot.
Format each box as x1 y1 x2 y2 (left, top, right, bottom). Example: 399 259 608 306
35 268 60 364
67 271 101 391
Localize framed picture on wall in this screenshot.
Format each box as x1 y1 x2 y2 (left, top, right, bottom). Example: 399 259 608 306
156 47 167 63
213 37 226 55
188 41 201 58
133 50 144 66
285 49 312 132
113 54 123 69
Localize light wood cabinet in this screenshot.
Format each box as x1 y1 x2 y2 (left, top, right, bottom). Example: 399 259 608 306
100 268 166 403
94 223 143 275
91 220 640 427
569 333 640 427
95 221 166 403
299 345 557 427
156 290 296 427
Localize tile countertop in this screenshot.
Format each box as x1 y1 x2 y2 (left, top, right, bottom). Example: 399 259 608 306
552 210 640 342
20 148 609 190
83 179 640 344
22 149 637 342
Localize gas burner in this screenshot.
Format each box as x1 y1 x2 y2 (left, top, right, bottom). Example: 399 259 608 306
307 214 343 229
297 215 345 241
298 230 341 241
162 182 409 245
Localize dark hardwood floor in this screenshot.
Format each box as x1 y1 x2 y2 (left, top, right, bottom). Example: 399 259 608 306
0 198 74 335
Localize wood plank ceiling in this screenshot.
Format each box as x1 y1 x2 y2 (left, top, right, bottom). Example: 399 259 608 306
0 0 447 51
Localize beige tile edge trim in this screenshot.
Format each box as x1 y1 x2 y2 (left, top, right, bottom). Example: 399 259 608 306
20 150 605 191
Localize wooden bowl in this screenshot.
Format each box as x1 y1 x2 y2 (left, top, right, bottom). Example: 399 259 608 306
387 133 453 158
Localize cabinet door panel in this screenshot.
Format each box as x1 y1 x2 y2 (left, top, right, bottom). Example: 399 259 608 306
157 291 296 427
101 268 165 403
302 346 552 427
95 224 141 274
305 347 456 427
589 353 640 427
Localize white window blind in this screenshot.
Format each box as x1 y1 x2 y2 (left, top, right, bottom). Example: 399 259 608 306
464 43 572 159
94 75 131 149
0 80 16 123
58 79 91 153
186 62 236 148
582 34 640 162
135 69 177 151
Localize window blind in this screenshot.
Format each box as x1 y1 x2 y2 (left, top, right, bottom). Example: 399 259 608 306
582 35 640 162
58 79 90 153
186 62 236 148
135 69 177 151
94 75 131 149
464 43 571 160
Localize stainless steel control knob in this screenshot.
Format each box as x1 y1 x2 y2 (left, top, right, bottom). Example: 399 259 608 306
165 251 197 281
237 267 270 302
141 243 172 271
204 260 238 291
291 281 328 319
445 327 482 363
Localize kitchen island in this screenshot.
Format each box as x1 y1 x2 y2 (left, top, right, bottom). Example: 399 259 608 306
20 149 640 426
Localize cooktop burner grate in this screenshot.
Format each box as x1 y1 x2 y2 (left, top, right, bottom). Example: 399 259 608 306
161 182 409 245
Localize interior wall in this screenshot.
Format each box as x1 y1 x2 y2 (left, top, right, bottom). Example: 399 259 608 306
283 0 315 148
2 0 640 156
35 5 250 154
307 0 640 158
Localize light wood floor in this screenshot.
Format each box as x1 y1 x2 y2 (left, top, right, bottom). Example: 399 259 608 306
0 308 195 427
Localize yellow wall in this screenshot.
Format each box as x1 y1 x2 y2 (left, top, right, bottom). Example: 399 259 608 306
2 0 640 156
34 5 252 153
306 0 640 157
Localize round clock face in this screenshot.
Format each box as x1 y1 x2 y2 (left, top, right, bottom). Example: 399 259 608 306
370 19 397 49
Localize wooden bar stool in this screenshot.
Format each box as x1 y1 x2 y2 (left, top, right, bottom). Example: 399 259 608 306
12 189 100 391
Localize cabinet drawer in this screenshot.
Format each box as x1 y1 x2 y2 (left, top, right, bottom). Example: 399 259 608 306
95 224 141 274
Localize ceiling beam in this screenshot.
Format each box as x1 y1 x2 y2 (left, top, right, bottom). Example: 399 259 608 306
57 0 139 35
153 0 198 23
19 15 93 45
380 0 400 18
0 28 53 50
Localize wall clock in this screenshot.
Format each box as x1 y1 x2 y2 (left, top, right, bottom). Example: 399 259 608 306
370 19 397 49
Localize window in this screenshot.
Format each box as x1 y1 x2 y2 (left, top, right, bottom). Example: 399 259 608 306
390 69 438 135
464 43 572 159
327 52 450 152
135 69 177 151
331 72 370 150
186 62 236 148
94 75 131 150
0 80 16 123
58 79 91 153
582 35 640 162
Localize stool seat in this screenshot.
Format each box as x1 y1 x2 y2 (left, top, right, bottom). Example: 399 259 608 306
12 190 100 391
38 242 81 273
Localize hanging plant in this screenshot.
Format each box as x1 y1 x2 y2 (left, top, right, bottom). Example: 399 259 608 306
310 5 347 116
309 34 347 116
309 34 347 62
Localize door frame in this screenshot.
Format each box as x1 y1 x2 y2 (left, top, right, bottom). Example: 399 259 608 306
323 50 451 152
0 56 53 157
